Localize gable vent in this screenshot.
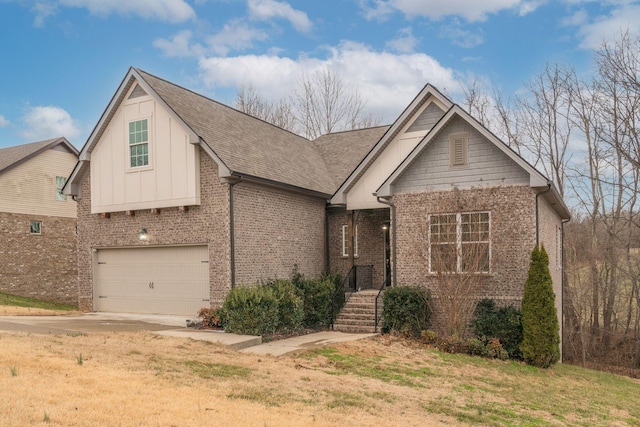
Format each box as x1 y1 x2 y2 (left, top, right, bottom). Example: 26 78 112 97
449 133 468 167
128 84 148 99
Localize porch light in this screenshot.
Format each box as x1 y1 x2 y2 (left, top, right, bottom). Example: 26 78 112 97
382 225 389 230
139 228 149 241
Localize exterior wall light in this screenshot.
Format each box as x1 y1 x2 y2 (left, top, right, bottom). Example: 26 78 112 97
139 228 149 241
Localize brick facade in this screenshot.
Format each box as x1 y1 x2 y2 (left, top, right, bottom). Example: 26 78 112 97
0 212 77 304
233 181 327 285
327 208 390 288
393 185 538 330
76 148 231 310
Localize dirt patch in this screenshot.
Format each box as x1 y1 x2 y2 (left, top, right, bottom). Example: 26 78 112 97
0 306 79 316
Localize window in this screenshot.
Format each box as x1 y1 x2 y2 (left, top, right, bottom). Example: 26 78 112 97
30 220 41 235
341 224 358 257
55 176 67 201
129 119 149 168
429 212 490 273
449 132 468 167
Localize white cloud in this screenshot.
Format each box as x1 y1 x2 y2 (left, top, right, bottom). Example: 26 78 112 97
197 41 462 123
0 115 9 127
57 0 195 23
20 106 81 141
386 27 419 53
361 0 538 22
154 30 203 58
571 4 640 49
440 21 485 48
32 2 58 27
206 20 270 56
247 0 313 32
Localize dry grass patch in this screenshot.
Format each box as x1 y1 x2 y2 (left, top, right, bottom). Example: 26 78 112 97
1 332 639 426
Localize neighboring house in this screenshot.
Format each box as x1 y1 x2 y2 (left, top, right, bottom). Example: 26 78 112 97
64 68 569 337
0 138 79 304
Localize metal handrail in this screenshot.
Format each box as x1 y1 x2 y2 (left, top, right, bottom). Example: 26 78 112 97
331 266 354 330
374 275 391 332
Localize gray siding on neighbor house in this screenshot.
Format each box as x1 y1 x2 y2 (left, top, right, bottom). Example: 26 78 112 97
406 102 445 133
394 117 529 193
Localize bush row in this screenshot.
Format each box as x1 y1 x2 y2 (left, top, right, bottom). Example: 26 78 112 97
199 272 343 336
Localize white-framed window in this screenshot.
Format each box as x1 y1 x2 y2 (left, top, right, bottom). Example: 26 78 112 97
55 176 67 201
341 224 358 257
429 211 490 273
128 118 149 168
449 132 469 167
30 220 42 235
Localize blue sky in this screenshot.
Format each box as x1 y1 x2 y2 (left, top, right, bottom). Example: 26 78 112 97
0 0 639 149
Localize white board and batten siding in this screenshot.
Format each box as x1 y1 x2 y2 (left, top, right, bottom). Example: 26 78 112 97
94 245 210 316
393 116 529 194
90 83 201 214
0 148 77 218
345 99 446 210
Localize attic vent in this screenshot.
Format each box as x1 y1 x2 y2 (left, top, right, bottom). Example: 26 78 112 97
128 84 148 99
449 133 468 167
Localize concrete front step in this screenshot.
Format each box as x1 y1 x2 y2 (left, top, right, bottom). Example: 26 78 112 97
333 324 378 333
333 290 384 333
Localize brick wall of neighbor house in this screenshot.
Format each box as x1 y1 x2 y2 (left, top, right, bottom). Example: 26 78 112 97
394 185 538 327
328 208 390 288
76 148 231 311
233 182 326 285
0 212 77 304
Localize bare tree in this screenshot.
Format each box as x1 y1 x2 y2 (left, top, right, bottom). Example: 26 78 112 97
235 69 380 139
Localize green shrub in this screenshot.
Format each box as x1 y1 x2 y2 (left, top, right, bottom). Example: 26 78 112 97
293 272 342 329
486 337 509 360
381 286 431 338
420 329 439 345
520 245 560 368
264 279 304 333
466 337 488 357
471 299 523 359
437 334 465 354
221 285 280 336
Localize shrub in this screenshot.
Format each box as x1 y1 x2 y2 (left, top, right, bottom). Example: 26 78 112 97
486 337 509 360
293 272 342 329
520 245 560 368
264 279 304 333
466 338 488 357
221 285 280 336
420 329 439 345
437 334 465 354
381 286 431 338
197 307 223 329
471 299 523 359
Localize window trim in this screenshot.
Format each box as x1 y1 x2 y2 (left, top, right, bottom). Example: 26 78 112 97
127 117 152 171
341 224 358 257
30 220 42 235
428 211 490 274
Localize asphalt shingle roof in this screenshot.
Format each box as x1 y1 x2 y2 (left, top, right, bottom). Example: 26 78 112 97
0 138 66 174
136 69 341 196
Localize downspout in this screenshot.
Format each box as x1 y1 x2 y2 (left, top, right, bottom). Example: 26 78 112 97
229 177 242 289
561 217 570 363
535 182 552 247
377 197 396 287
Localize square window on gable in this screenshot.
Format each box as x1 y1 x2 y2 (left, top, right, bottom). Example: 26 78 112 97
55 176 67 201
129 119 149 168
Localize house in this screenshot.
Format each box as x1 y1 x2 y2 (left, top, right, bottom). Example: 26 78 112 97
0 137 79 304
64 68 569 336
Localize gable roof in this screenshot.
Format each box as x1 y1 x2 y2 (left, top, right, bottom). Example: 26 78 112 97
375 104 571 219
67 68 339 197
330 83 453 205
0 137 78 175
313 125 390 190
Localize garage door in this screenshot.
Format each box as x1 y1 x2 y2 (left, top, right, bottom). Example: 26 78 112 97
94 245 210 316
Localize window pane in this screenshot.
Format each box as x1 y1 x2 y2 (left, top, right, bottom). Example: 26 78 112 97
431 243 457 272
462 242 490 273
129 122 135 133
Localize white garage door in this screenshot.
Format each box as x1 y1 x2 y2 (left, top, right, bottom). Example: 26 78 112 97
94 245 210 316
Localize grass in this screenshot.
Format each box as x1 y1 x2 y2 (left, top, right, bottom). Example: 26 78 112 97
0 331 639 426
0 291 77 311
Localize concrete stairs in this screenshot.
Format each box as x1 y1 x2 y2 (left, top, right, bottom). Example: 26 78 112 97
333 290 382 333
